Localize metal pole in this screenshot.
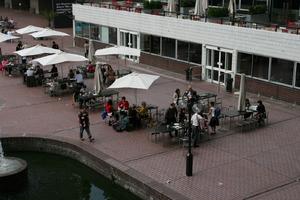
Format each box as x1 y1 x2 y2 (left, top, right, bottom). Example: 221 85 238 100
186 99 193 176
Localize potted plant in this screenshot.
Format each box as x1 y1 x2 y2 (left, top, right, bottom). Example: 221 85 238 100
207 7 229 18
41 10 57 28
246 5 267 23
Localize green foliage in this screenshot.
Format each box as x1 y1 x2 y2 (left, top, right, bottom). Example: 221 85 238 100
41 10 57 27
249 5 266 15
181 0 195 7
207 7 229 18
143 0 162 10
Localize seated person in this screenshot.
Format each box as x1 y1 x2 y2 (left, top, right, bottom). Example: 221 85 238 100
105 99 114 125
113 112 129 132
255 100 266 125
128 105 140 129
26 67 35 77
34 65 44 85
244 98 252 119
118 96 129 112
136 101 148 119
86 62 95 73
50 64 58 78
165 103 178 137
68 69 75 79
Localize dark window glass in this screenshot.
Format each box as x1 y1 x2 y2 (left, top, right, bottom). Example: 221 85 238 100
109 27 117 45
150 35 160 55
270 58 294 85
189 43 202 64
206 49 212 66
296 63 300 87
75 21 82 37
90 24 100 40
162 37 175 58
140 34 150 52
209 0 223 6
273 0 299 9
177 40 189 61
213 50 219 68
252 55 269 80
241 0 254 9
75 21 89 38
237 53 252 75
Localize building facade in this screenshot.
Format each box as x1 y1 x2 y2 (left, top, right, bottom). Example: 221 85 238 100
72 3 300 104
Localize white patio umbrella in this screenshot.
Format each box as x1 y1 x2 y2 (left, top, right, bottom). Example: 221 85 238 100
16 25 45 35
31 52 88 77
167 0 176 13
88 39 95 62
0 32 19 43
194 0 208 16
108 72 159 104
30 28 69 38
95 46 141 57
14 44 61 57
94 63 104 94
237 74 246 111
228 0 236 15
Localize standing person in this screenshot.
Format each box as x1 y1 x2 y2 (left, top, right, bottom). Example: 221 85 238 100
50 64 58 78
84 40 89 58
191 111 203 147
165 103 178 137
78 107 94 142
208 102 219 135
173 88 181 105
16 41 23 51
75 70 84 87
52 41 59 49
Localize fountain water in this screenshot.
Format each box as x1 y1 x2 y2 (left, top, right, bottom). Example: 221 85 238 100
0 140 28 192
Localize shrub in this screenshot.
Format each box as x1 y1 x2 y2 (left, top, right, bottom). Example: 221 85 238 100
208 7 229 18
249 5 267 15
181 0 196 7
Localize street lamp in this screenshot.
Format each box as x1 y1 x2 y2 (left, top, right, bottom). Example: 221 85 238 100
186 98 193 176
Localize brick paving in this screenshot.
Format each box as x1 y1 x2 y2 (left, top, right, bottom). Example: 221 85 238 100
1 8 300 200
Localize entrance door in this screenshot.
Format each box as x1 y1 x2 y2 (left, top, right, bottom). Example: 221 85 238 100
205 47 233 86
120 30 139 61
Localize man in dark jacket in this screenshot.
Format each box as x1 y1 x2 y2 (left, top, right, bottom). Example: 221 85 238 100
78 107 94 142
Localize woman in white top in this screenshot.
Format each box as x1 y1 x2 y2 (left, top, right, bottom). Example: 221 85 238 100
208 102 219 135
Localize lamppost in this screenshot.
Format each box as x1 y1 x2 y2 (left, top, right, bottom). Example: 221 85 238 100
186 98 193 176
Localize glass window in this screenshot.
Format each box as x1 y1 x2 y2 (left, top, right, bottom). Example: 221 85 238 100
296 63 300 88
189 43 202 64
177 40 189 61
140 34 150 52
252 55 269 80
237 52 252 75
109 27 117 45
101 26 109 43
270 58 294 85
82 22 89 38
206 49 212 66
75 21 82 37
241 0 254 9
213 50 219 68
162 37 175 58
75 21 89 38
90 24 100 41
150 35 160 55
209 0 224 6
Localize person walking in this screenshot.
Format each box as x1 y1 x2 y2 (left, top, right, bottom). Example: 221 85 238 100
84 40 89 58
78 107 94 142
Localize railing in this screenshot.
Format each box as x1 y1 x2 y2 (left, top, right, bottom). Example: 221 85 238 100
77 2 300 35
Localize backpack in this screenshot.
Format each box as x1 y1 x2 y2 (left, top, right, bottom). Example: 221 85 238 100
214 107 221 118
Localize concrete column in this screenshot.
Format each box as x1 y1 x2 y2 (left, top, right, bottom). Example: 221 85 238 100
4 0 12 8
30 0 39 14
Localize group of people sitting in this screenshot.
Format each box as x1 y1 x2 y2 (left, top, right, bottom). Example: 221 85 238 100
102 97 151 132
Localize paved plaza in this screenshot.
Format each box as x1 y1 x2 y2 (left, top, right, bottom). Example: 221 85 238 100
0 8 300 200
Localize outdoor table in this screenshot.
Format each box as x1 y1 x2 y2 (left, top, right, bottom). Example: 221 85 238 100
151 122 186 142
147 104 158 121
45 78 76 96
116 69 132 78
197 92 217 103
222 110 247 128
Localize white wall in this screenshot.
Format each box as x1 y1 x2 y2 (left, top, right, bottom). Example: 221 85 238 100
73 4 300 63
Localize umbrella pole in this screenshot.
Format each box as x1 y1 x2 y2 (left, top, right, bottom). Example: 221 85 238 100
135 89 137 105
61 65 63 78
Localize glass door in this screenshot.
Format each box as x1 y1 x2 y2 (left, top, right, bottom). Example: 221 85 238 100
205 47 233 86
120 30 138 61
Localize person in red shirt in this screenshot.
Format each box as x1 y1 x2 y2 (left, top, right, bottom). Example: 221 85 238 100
105 99 114 125
117 96 129 111
86 61 95 73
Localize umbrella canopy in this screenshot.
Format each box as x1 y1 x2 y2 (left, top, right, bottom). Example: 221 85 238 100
194 0 208 16
88 39 95 62
30 28 69 38
108 72 159 104
14 44 61 57
94 63 104 94
16 25 45 35
95 46 141 57
167 0 176 13
237 74 246 111
108 72 159 90
31 52 88 66
228 0 236 15
0 32 19 43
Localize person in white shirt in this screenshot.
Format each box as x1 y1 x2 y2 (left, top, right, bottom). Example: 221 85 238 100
26 67 34 77
191 111 203 147
75 70 84 85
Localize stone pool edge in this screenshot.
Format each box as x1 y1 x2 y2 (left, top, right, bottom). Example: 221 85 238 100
1 136 189 200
